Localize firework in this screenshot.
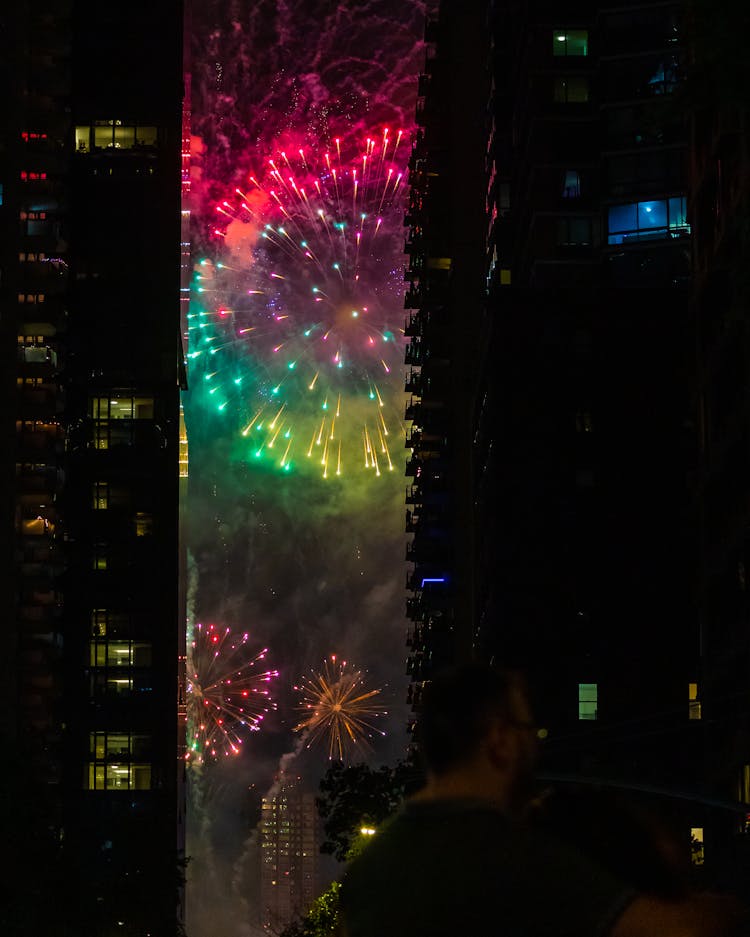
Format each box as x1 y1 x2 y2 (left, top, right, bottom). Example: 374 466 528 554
294 655 386 761
187 127 407 481
186 622 278 764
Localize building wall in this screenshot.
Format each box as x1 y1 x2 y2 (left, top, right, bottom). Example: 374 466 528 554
0 1 185 932
403 2 489 727
406 0 750 889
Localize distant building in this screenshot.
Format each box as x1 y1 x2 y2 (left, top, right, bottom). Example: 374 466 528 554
0 1 185 932
260 776 320 932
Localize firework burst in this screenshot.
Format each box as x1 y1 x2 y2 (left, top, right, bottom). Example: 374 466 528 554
186 622 278 764
294 655 386 761
187 126 408 482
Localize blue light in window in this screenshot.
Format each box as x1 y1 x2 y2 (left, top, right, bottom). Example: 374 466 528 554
608 197 689 245
668 196 687 228
607 203 637 243
638 200 666 229
421 577 446 587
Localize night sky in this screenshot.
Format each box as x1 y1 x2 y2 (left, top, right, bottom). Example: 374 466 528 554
185 2 428 933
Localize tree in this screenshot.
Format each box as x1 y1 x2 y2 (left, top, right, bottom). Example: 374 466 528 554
278 882 342 937
315 760 423 862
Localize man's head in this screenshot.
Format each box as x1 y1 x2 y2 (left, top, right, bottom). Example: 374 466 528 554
417 664 537 809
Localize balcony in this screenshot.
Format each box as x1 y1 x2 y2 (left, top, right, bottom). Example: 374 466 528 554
404 234 425 255
404 369 423 394
405 428 422 450
405 455 423 478
404 287 423 309
404 341 423 366
404 314 424 338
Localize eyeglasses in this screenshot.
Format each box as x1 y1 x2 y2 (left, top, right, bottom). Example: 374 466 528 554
509 719 548 740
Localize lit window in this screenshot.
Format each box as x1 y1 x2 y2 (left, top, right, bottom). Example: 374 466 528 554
80 121 159 152
134 512 153 537
85 763 152 791
553 29 588 56
689 683 702 720
92 548 108 571
690 828 704 865
89 640 152 668
90 732 150 760
92 481 108 510
91 609 108 636
648 57 680 95
579 683 598 720
91 396 154 420
89 673 134 698
739 765 750 805
75 127 90 153
607 197 689 244
554 76 589 103
562 170 581 198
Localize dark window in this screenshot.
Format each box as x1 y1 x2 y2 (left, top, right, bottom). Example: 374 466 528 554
562 170 581 198
558 217 592 246
554 76 589 103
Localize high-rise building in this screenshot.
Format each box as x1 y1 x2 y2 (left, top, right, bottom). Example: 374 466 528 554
403 5 489 722
405 0 750 889
0 2 185 932
688 0 750 885
259 776 320 933
481 0 694 797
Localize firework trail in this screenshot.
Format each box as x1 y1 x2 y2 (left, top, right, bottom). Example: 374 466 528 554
188 127 408 484
186 622 278 764
294 654 387 761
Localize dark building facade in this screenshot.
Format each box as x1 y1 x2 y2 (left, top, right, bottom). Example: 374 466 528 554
688 0 750 887
1 2 185 933
403 5 489 721
405 0 750 889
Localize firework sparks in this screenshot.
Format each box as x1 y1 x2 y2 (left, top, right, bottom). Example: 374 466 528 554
294 655 386 761
188 127 407 482
186 622 278 764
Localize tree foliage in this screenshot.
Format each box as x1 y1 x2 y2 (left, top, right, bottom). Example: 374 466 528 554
278 882 341 937
315 760 423 862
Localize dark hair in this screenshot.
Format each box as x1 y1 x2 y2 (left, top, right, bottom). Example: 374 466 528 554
418 664 518 775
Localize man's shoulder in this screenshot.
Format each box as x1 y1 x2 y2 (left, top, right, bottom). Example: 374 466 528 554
343 800 512 882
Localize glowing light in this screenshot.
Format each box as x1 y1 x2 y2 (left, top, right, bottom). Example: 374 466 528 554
294 655 386 761
186 623 278 765
189 127 409 482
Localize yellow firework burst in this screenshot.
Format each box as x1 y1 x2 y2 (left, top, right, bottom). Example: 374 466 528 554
294 655 386 761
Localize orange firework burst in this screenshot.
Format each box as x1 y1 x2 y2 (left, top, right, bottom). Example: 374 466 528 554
294 655 386 761
186 622 278 764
